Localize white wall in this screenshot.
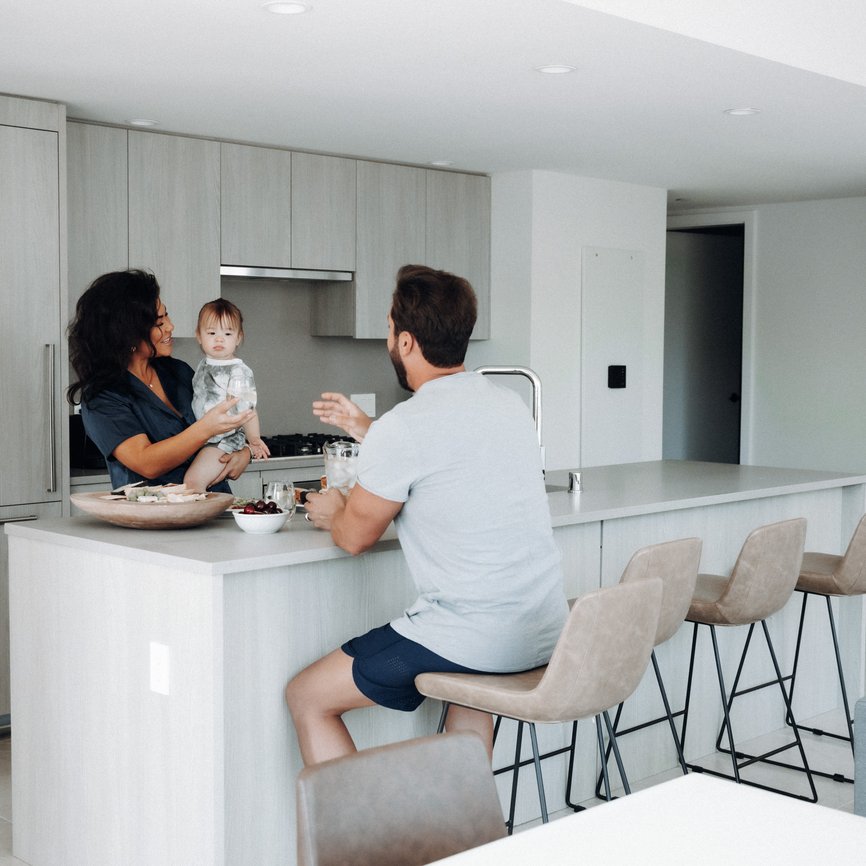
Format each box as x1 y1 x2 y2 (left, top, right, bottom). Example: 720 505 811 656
745 197 866 472
475 170 667 471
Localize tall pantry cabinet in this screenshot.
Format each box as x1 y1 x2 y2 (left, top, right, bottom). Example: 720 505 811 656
0 94 69 724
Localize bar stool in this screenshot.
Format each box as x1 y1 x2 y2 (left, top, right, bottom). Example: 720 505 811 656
680 517 817 802
772 514 866 783
415 579 663 832
592 537 702 799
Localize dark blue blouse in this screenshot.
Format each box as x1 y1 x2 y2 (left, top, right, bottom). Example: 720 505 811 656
81 356 231 492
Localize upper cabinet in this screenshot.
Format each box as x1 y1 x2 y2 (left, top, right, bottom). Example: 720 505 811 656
291 152 356 271
128 131 221 336
221 142 292 268
312 165 490 339
67 123 490 340
67 123 128 308
426 170 491 340
312 161 426 338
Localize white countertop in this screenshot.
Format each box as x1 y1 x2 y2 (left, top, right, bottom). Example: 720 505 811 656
11 461 866 576
428 773 866 864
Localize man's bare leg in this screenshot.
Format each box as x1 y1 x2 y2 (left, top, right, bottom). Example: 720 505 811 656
285 648 375 766
445 705 494 761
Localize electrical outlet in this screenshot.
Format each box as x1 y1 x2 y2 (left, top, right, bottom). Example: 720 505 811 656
350 393 376 417
150 641 170 695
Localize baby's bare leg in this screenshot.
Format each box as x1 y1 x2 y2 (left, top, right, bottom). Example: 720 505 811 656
183 446 227 492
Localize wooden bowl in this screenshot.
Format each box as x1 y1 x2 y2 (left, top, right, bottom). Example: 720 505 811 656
70 491 235 529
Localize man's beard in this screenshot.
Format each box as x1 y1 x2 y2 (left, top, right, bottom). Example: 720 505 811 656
389 342 412 392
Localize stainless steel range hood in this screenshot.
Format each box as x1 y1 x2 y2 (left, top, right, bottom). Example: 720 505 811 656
220 265 353 282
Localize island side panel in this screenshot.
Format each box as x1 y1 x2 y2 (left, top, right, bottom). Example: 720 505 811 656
222 522 606 863
222 548 435 866
597 485 866 785
9 536 224 866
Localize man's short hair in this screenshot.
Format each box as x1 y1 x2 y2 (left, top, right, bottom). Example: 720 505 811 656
390 265 477 367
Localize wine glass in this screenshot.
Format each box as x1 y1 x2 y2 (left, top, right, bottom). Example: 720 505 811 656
263 481 295 519
226 370 257 414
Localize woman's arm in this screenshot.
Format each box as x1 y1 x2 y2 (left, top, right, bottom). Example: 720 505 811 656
113 398 255 479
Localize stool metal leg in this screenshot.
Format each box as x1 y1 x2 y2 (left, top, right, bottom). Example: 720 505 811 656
603 709 631 795
679 623 700 755
506 721 524 834
595 715 613 802
527 723 549 824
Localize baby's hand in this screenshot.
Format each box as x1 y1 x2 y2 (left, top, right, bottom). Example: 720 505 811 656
249 439 270 460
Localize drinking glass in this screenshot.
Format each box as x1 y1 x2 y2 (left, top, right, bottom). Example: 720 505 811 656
323 440 360 495
263 480 295 519
226 370 257 414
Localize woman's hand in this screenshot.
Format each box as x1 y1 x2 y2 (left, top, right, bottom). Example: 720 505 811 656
312 392 372 442
201 397 256 437
215 445 252 482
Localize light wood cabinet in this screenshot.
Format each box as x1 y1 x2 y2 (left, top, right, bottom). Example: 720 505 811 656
313 165 491 339
0 93 67 722
426 170 491 339
291 152 356 271
0 122 63 507
312 160 426 337
128 131 221 336
67 122 128 308
221 142 292 268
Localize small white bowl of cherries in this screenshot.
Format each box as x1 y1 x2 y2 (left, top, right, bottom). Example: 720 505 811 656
231 499 291 534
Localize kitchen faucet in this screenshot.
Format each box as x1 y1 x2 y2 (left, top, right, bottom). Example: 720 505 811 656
474 365 544 470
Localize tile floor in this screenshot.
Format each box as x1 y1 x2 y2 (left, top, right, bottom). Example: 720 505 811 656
0 714 856 864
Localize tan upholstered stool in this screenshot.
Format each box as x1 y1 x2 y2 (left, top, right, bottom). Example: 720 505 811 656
591 537 702 800
415 579 663 830
296 733 505 866
680 518 817 801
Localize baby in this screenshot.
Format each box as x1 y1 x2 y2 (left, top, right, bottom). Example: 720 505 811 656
184 299 269 492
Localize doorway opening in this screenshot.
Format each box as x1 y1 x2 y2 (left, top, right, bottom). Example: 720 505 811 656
663 224 745 464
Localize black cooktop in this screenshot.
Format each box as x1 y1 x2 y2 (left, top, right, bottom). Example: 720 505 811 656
261 432 351 458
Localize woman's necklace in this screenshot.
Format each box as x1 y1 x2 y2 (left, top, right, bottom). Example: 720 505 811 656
133 365 156 389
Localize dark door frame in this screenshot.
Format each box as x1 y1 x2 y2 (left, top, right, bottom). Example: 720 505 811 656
667 210 756 464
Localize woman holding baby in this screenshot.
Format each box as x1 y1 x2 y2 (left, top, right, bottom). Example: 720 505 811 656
67 269 255 492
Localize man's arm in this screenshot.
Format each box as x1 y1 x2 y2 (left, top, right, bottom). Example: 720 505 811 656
304 484 402 556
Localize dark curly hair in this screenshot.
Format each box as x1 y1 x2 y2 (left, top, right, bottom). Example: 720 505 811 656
390 265 477 367
67 269 161 405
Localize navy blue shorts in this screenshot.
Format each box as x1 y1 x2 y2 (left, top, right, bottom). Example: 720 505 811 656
342 624 486 712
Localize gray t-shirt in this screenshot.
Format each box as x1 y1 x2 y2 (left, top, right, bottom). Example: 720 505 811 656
357 371 567 671
191 357 252 453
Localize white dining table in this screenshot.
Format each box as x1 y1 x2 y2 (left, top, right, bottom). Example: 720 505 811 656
429 773 866 864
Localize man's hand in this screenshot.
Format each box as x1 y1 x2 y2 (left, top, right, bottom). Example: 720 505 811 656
304 483 402 556
303 487 347 531
312 392 372 442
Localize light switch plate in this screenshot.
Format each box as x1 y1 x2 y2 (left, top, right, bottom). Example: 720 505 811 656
150 641 170 695
350 393 376 417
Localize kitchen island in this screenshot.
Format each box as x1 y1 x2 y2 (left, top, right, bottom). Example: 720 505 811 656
7 461 866 865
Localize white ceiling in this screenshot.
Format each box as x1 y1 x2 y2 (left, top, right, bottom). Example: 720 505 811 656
4 0 866 210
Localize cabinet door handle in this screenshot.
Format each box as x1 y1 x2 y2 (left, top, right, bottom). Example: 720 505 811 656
0 515 39 525
45 343 57 493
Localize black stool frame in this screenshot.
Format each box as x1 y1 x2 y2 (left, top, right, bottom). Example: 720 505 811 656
727 588 855 784
593 647 689 799
681 619 817 803
437 703 628 834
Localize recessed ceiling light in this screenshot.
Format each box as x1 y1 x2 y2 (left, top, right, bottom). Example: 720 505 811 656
262 1 310 13
724 108 761 116
128 119 159 127
429 160 454 167
534 64 577 75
